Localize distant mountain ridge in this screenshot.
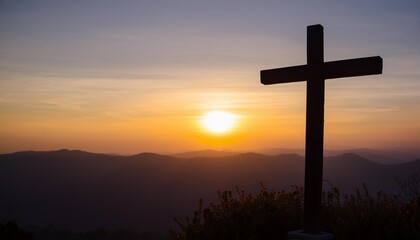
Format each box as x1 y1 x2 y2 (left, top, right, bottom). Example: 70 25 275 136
0 149 418 231
258 147 420 164
3 148 420 163
171 148 420 164
171 149 238 159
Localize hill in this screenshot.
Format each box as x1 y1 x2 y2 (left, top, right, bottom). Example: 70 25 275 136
0 150 418 231
260 147 420 164
171 149 239 159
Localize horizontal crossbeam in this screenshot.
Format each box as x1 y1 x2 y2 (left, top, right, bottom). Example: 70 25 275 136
261 64 307 84
261 56 382 85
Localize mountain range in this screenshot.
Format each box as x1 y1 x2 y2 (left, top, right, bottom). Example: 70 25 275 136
172 148 420 164
0 149 419 231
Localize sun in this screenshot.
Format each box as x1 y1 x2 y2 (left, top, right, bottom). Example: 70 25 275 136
201 110 238 134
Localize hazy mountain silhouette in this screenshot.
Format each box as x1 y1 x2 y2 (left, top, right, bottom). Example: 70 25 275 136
171 149 239 159
0 149 418 231
259 147 420 164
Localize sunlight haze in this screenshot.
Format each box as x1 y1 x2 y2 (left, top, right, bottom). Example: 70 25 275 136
0 0 419 154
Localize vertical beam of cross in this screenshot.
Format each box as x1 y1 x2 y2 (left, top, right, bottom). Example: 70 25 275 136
304 24 324 234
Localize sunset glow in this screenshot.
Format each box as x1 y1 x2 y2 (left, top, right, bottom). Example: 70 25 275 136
201 111 238 134
0 1 419 154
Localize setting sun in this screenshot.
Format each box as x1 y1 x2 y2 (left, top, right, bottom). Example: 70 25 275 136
201 110 238 134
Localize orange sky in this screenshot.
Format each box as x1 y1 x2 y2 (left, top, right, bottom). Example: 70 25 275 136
1 1 419 154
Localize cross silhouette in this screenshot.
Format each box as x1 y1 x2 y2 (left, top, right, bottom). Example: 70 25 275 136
260 24 382 237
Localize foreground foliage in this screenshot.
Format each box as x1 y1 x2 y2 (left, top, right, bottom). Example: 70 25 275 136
171 180 420 240
0 222 168 240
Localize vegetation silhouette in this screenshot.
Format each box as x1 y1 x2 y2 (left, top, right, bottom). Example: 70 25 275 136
1 222 169 240
171 180 419 240
0 221 34 240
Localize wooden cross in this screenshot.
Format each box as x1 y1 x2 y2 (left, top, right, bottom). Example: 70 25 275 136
260 24 382 235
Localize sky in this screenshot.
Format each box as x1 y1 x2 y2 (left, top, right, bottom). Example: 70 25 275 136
1 0 419 154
